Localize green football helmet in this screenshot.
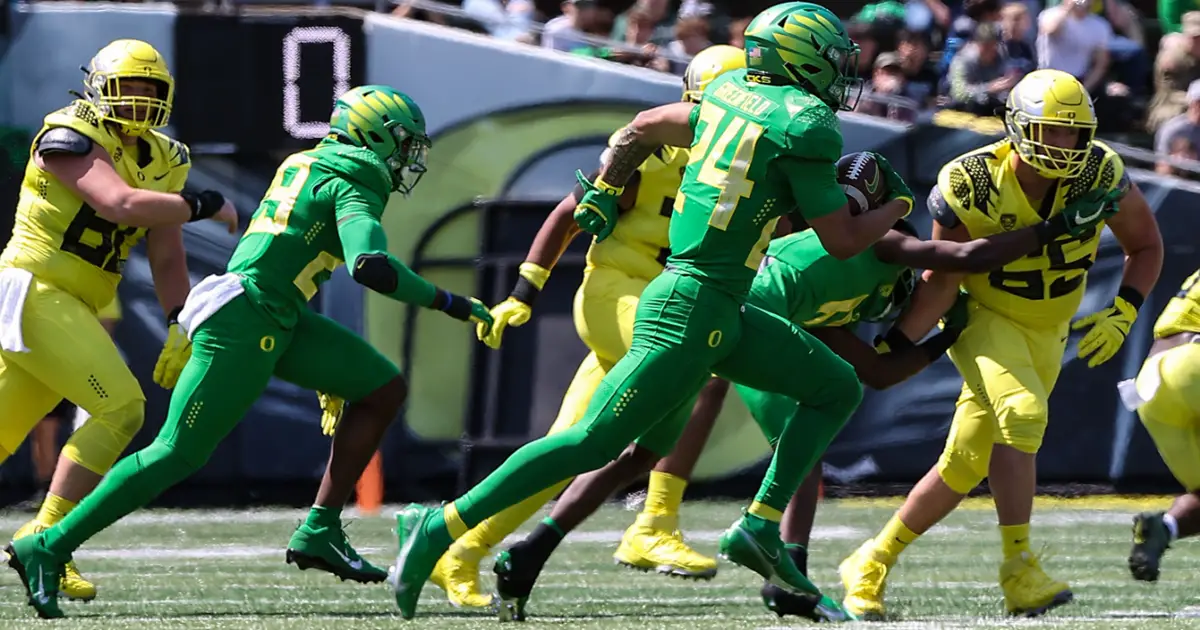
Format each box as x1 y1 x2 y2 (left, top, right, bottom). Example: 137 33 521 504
329 85 431 193
742 2 862 111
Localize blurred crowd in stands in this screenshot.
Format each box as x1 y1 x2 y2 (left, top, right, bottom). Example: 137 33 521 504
30 0 1200 180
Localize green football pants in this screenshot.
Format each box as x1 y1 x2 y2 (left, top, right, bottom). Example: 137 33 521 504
43 293 399 557
450 270 862 529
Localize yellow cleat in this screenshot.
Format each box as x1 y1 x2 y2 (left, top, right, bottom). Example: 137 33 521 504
429 543 497 609
12 520 96 602
838 540 891 621
999 551 1073 617
613 513 717 579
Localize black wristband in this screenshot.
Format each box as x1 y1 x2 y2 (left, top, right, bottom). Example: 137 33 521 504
438 289 474 321
167 306 183 325
181 190 225 222
881 326 915 351
920 329 960 362
1117 285 1145 311
510 276 540 307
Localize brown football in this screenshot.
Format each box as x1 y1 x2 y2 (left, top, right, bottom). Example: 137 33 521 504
836 152 888 215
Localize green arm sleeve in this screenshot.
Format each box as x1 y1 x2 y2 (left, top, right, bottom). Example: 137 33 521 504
330 179 437 307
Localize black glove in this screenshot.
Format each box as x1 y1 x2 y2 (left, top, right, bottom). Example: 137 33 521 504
181 190 225 222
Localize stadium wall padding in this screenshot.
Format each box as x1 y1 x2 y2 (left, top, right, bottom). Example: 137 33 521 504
0 6 1197 503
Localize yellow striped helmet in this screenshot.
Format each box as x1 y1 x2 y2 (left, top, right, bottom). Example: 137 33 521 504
682 44 746 103
1004 69 1097 179
329 85 431 193
84 39 174 136
742 2 861 110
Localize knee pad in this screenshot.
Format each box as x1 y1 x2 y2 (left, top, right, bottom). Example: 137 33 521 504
936 446 988 495
993 392 1049 454
63 399 145 474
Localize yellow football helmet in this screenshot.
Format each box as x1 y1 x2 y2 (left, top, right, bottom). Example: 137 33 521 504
1003 69 1096 179
84 39 175 136
682 44 746 103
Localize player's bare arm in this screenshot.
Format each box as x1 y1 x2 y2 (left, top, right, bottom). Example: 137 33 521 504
598 102 695 187
806 198 911 261
145 226 190 314
873 220 1071 274
1105 183 1164 300
37 140 232 230
146 225 194 389
895 219 972 342
809 326 946 390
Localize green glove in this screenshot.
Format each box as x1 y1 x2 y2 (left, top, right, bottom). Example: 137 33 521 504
573 170 622 242
870 152 914 216
1055 187 1123 236
941 290 970 333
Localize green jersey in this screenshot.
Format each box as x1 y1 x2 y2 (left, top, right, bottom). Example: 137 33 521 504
750 230 905 329
226 141 392 327
668 69 848 298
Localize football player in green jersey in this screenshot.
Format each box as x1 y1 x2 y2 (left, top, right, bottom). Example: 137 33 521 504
388 3 912 620
480 198 1118 622
5 86 495 619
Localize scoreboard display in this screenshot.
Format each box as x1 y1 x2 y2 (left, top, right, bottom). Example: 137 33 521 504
171 10 366 154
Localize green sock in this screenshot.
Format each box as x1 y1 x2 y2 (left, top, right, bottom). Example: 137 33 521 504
306 505 341 528
44 440 193 558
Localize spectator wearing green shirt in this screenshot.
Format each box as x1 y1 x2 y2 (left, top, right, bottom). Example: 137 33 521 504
1162 0 1200 33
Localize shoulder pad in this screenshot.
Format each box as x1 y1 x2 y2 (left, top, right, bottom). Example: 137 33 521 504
165 137 190 167
943 154 998 218
36 127 93 157
1065 142 1127 203
786 106 842 163
926 185 959 228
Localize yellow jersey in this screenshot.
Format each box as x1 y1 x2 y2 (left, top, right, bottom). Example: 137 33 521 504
585 132 689 282
935 139 1127 329
1154 269 1200 338
1 100 191 312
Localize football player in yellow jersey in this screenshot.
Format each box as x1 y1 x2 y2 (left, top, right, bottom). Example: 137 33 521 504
424 44 745 609
1123 269 1200 583
840 69 1164 619
0 39 237 600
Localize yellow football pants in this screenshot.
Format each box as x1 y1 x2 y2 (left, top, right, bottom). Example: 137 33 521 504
0 278 144 472
1134 342 1200 492
937 303 1068 494
452 266 647 552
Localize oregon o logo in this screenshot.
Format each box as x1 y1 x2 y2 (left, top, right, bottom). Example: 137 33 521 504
260 335 276 352
707 330 723 347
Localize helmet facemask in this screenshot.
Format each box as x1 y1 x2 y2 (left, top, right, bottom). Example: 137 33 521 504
385 124 430 195
819 42 863 111
1006 111 1096 179
862 268 916 323
88 74 172 136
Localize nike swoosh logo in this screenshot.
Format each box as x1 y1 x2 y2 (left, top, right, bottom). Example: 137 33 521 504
153 173 169 181
1073 204 1104 224
34 567 49 605
329 542 363 570
864 170 881 195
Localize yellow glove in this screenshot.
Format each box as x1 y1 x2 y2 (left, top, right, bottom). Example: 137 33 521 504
478 262 551 349
1072 294 1139 368
318 392 345 436
153 322 192 389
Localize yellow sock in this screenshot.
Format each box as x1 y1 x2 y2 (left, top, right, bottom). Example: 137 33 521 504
36 493 76 527
748 500 783 523
1000 523 1031 558
874 514 919 561
644 471 687 517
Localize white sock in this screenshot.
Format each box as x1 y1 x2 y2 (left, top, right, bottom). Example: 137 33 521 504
1163 513 1180 542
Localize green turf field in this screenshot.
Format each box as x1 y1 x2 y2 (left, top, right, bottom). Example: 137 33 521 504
0 497 1196 629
